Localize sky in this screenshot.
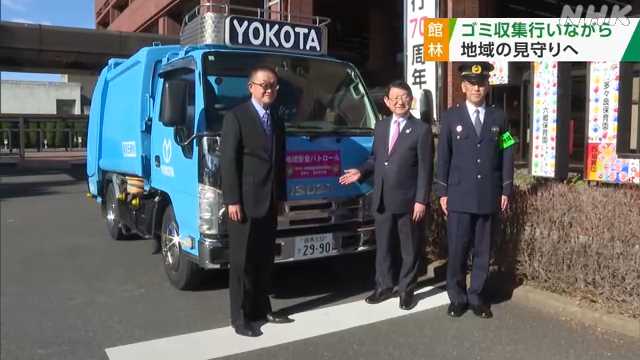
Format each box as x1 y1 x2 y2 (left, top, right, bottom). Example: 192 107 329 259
1 0 96 81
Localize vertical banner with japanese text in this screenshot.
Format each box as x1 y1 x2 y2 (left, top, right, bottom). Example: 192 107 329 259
586 62 640 184
405 0 437 120
531 61 559 177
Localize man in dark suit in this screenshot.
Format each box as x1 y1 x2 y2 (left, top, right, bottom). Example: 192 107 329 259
221 65 291 337
340 81 433 310
435 62 514 319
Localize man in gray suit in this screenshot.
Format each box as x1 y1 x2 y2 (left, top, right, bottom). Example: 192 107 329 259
339 81 433 310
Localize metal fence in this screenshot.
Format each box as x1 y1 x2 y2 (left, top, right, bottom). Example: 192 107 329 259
0 114 88 160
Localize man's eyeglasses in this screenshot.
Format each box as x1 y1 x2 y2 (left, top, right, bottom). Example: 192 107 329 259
250 81 279 91
387 95 412 103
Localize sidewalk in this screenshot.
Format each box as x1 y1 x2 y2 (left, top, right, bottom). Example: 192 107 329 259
0 150 86 169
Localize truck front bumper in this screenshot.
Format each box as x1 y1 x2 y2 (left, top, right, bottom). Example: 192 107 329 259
197 221 376 270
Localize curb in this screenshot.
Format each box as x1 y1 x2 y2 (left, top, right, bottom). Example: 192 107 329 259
511 285 640 339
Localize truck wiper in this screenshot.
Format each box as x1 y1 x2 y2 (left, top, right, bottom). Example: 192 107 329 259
325 127 374 134
285 124 324 129
332 127 373 131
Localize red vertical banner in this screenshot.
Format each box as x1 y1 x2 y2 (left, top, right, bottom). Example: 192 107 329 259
585 143 600 180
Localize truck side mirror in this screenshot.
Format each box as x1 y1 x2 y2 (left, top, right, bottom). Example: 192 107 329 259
419 89 434 124
160 79 188 127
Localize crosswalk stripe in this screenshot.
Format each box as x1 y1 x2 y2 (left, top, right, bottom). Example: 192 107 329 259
105 282 449 360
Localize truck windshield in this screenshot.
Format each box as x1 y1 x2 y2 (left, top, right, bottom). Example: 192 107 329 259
203 51 377 133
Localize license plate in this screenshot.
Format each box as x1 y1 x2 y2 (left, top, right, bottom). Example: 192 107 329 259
294 233 336 259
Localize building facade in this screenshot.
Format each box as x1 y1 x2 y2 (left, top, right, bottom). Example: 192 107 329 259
1 80 82 115
94 0 640 181
94 0 403 88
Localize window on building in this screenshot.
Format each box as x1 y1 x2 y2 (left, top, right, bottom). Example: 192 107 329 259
56 99 76 115
617 63 640 158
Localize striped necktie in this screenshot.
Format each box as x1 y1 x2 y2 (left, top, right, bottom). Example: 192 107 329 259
262 111 272 152
474 109 482 136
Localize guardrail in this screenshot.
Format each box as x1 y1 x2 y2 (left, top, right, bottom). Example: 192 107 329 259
0 114 88 160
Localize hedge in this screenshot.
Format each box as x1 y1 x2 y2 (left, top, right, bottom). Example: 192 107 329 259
425 173 640 319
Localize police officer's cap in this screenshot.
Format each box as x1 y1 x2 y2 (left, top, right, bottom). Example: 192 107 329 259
458 62 494 83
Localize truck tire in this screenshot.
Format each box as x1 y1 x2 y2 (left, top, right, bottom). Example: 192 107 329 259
160 205 202 290
105 183 125 240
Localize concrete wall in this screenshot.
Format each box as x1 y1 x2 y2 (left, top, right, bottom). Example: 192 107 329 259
1 80 82 115
63 74 99 114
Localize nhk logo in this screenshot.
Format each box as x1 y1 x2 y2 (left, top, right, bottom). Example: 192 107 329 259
560 4 632 25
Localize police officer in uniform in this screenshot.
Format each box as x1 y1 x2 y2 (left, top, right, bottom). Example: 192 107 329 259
435 62 514 319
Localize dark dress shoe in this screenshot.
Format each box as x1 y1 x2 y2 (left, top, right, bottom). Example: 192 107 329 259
470 304 493 319
399 291 415 310
233 323 261 337
266 312 294 324
447 302 468 317
365 288 395 304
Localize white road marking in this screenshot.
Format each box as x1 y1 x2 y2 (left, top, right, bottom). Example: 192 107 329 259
106 282 449 360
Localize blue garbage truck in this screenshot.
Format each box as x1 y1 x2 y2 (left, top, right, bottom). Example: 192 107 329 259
86 3 378 289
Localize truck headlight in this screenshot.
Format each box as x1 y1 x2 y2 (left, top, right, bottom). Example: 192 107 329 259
199 184 225 235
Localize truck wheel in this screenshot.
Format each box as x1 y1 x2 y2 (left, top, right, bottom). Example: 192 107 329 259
105 183 125 240
160 205 202 290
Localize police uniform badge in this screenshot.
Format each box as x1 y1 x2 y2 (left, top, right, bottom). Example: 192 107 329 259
455 125 463 139
490 125 500 141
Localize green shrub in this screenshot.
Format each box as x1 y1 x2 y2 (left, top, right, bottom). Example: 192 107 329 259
26 121 39 148
55 121 66 148
44 121 56 148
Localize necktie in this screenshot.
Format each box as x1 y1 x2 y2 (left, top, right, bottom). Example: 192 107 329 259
262 112 272 152
389 119 400 154
474 109 482 136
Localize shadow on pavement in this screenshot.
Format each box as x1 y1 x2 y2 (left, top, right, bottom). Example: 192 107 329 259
272 253 375 316
0 165 87 200
197 268 231 291
483 269 524 306
273 252 376 298
274 254 450 317
193 252 377 297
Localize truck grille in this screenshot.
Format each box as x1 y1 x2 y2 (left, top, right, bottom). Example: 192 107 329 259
278 198 361 229
289 216 332 226
288 202 332 212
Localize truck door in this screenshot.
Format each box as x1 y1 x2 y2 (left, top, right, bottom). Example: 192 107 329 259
151 64 200 257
